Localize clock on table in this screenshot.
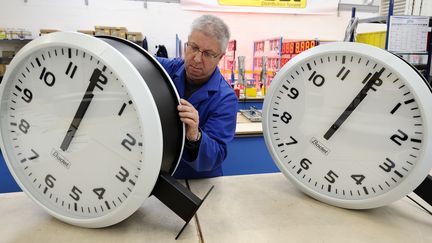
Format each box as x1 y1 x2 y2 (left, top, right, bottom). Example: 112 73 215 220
262 42 432 210
0 32 211 238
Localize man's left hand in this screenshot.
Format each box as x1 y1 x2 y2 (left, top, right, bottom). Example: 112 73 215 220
178 98 200 141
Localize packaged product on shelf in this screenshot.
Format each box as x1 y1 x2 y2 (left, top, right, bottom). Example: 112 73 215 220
0 64 7 76
40 29 60 36
126 32 143 42
111 27 128 38
0 28 6 39
1 51 15 58
77 30 95 36
94 26 112 36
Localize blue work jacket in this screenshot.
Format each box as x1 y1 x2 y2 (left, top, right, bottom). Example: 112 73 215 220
156 57 238 178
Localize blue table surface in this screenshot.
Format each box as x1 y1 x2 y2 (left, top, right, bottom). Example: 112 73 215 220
0 135 279 193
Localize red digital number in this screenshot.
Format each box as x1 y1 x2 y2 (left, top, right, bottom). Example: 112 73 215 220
300 41 305 52
310 40 316 48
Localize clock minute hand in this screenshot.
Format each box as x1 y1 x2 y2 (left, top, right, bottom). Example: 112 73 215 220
323 67 385 141
60 68 108 151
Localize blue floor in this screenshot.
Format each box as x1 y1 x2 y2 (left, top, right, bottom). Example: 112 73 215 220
0 154 21 193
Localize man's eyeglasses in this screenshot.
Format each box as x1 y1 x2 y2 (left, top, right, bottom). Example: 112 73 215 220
186 42 221 60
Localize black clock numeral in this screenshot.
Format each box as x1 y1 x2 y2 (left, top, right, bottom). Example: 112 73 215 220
22 88 33 103
69 186 83 201
288 87 299 99
39 67 56 87
93 188 106 200
280 111 292 124
282 85 299 99
28 149 39 160
285 136 298 146
45 174 56 188
390 103 402 114
90 68 108 91
308 70 325 87
121 133 136 151
300 158 312 170
115 166 130 182
379 158 404 179
336 66 350 81
118 100 133 116
390 129 408 146
379 158 395 172
297 158 312 174
351 174 365 185
361 72 383 92
65 61 78 79
324 170 339 184
18 119 30 134
15 85 33 103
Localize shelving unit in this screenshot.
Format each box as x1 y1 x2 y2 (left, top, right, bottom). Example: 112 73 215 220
0 35 144 77
252 37 282 87
252 37 319 89
218 39 236 84
0 39 32 82
355 1 432 83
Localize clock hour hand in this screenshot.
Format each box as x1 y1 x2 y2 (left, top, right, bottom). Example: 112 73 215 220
323 67 385 140
60 68 108 151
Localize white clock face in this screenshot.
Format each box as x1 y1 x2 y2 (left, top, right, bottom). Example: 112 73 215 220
263 42 432 209
0 33 163 227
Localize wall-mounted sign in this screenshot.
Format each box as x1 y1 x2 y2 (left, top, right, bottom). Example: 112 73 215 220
181 0 338 15
218 0 307 9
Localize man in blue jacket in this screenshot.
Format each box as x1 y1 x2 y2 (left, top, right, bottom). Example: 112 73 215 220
156 15 238 179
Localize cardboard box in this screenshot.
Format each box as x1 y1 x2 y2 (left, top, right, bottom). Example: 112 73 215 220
0 64 6 76
1 51 15 58
94 26 112 36
126 32 143 42
77 30 95 36
0 28 6 39
39 29 60 36
111 27 127 39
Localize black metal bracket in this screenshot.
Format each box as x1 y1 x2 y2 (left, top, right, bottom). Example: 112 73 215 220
412 175 432 214
151 172 214 240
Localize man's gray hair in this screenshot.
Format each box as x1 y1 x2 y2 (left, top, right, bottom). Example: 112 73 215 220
189 15 231 53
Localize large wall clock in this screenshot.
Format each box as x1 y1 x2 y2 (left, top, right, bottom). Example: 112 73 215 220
0 32 207 233
263 42 432 209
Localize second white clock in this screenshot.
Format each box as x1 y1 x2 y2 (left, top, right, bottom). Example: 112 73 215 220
263 42 432 209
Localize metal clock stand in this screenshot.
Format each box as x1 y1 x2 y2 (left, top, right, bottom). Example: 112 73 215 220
152 173 214 239
412 175 432 215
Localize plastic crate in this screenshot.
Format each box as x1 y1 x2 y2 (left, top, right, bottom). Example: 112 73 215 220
356 31 386 49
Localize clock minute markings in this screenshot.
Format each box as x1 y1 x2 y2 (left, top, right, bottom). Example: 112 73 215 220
60 68 108 151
